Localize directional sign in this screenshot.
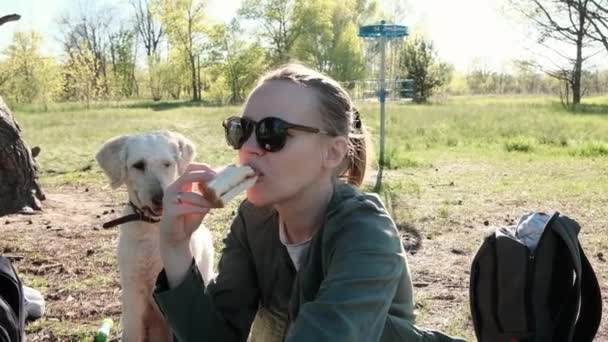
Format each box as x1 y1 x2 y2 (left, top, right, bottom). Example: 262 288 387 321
359 24 408 39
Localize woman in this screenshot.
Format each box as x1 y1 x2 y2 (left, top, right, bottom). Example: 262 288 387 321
154 63 464 342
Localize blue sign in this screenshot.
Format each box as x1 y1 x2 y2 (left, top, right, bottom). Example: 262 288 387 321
359 23 408 39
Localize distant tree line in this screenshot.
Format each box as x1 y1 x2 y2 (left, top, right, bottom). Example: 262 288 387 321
0 0 377 107
448 59 608 97
0 0 607 108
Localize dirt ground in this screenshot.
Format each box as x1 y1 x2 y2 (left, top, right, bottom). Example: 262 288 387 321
2 186 124 341
1 182 607 341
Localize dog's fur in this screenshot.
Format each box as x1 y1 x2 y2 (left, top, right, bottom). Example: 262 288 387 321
96 131 214 342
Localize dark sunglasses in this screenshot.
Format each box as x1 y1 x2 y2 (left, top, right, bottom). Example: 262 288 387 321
222 116 331 152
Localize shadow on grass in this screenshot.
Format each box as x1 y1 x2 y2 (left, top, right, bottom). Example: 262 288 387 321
571 103 608 115
125 100 206 111
13 99 234 113
550 101 608 115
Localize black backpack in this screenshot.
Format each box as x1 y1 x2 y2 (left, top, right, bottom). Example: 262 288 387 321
469 212 602 342
0 256 24 342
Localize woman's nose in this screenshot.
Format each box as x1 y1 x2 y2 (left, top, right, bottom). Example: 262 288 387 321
240 129 263 155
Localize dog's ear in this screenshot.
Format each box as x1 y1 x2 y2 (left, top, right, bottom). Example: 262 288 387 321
166 131 196 174
96 135 129 189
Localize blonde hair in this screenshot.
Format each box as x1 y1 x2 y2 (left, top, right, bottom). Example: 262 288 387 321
255 63 369 187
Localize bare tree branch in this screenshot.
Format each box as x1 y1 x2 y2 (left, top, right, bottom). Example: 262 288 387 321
587 19 608 50
585 0 608 52
590 0 608 13
533 0 578 35
0 14 20 27
131 0 163 57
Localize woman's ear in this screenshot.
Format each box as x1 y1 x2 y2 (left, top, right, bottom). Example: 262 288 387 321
323 136 349 170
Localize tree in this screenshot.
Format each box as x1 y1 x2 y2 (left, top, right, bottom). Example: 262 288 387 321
329 20 366 81
239 0 305 64
509 0 597 106
0 31 62 108
293 0 366 81
207 21 268 104
466 59 493 94
513 60 544 94
160 49 190 99
293 0 334 71
108 27 138 98
62 42 100 107
352 0 380 25
155 0 207 101
59 4 113 100
398 35 452 103
132 0 164 100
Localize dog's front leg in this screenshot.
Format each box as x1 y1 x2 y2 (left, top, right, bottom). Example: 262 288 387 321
120 286 149 342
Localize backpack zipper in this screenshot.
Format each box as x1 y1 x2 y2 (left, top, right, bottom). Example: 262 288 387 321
525 249 536 338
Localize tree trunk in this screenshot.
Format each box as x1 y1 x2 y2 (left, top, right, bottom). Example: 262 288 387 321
0 96 45 216
189 53 198 101
573 1 586 105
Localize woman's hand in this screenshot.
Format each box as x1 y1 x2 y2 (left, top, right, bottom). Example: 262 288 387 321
159 163 217 287
160 163 217 247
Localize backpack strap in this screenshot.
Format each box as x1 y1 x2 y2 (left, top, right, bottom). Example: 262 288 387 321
551 215 602 342
572 242 602 342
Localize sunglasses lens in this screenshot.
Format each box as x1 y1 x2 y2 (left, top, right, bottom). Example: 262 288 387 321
256 118 288 152
224 117 250 149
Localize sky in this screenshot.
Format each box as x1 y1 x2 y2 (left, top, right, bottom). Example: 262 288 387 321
0 0 606 72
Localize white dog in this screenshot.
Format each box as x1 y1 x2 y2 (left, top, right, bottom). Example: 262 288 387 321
96 131 214 342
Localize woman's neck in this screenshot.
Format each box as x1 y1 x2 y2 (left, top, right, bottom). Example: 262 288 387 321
275 177 334 244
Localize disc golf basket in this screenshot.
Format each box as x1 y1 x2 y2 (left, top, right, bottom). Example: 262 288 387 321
358 20 409 191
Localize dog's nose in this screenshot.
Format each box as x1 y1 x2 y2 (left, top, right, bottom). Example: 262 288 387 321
151 191 164 207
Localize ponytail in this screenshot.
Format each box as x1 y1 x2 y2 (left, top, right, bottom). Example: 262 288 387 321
342 109 369 187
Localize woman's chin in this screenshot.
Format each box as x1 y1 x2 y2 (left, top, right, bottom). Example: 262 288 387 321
246 190 270 207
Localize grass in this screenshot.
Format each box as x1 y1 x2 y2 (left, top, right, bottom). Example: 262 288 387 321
17 95 608 187
8 94 608 340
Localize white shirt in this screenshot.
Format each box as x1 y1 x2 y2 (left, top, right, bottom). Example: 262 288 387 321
278 220 311 271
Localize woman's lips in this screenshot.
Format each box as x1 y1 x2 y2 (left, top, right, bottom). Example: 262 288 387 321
244 163 264 177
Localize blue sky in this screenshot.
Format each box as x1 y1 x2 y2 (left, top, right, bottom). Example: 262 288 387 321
0 0 606 72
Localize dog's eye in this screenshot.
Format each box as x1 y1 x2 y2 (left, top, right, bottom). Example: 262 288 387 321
164 162 172 168
132 161 145 171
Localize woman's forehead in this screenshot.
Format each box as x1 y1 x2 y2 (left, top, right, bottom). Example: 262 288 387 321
243 80 322 124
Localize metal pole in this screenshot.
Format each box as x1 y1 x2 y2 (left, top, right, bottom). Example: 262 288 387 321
375 24 387 191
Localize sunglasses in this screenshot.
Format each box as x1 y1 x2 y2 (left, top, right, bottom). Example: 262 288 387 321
222 116 331 152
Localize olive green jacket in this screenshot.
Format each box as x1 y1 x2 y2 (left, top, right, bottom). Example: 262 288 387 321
154 183 462 342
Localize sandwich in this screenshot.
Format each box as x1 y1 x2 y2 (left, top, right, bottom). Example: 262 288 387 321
202 165 257 208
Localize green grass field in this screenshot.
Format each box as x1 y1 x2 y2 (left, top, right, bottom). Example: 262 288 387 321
17 95 608 185
6 95 608 340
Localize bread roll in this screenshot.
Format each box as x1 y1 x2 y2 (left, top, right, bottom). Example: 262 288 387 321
202 165 257 207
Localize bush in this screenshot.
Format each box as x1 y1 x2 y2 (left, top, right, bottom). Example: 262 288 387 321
572 142 608 157
505 137 535 152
